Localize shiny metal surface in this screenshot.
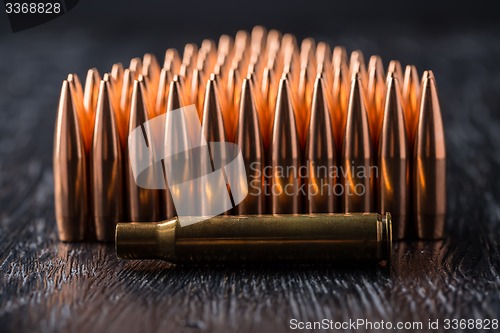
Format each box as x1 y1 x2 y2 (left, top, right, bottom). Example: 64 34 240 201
53 80 89 242
414 71 446 239
116 213 392 266
235 77 265 214
342 72 374 212
402 65 420 145
91 77 124 242
126 77 161 222
378 73 409 240
270 75 302 214
305 74 337 213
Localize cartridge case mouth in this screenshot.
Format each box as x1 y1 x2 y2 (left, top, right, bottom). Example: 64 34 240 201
115 219 177 260
381 212 392 267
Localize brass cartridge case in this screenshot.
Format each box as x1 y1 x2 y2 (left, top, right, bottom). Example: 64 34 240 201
116 213 392 265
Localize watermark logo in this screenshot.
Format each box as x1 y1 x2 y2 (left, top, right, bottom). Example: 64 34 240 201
4 1 80 32
128 105 248 227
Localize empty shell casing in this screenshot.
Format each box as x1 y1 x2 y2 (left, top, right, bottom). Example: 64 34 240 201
116 213 392 265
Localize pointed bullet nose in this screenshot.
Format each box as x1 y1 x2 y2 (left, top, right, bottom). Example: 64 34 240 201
383 73 405 128
333 46 348 71
349 50 368 87
53 80 89 242
66 73 89 151
189 69 205 119
142 53 160 83
202 75 227 143
331 59 349 150
238 78 261 146
104 73 127 150
342 73 374 213
367 55 386 146
387 60 404 87
81 68 101 151
84 68 101 116
414 70 446 240
111 63 124 87
119 69 133 120
378 72 409 239
129 78 149 131
129 57 143 79
155 67 173 117
164 48 181 72
402 65 420 145
306 74 337 213
260 66 277 147
417 70 445 159
167 76 185 112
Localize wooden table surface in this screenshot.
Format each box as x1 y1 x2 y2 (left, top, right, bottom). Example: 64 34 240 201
1 25 500 333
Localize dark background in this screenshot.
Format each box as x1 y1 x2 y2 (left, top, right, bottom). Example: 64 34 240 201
1 1 500 332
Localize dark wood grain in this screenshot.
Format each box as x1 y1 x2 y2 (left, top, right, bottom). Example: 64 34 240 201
1 26 500 333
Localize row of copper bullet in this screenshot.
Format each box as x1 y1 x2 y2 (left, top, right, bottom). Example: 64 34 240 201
53 26 446 242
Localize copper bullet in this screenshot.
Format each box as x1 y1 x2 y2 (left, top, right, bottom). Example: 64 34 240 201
414 71 446 239
53 80 89 242
199 39 217 73
270 75 302 214
294 38 315 144
200 74 233 214
349 50 368 87
155 67 173 117
332 46 348 71
110 63 124 92
180 43 197 79
202 74 228 144
342 72 374 212
142 53 160 86
189 68 205 119
297 38 315 105
235 77 265 214
84 68 101 114
103 73 127 152
387 60 404 87
402 65 420 145
331 57 349 149
378 73 409 240
367 55 386 146
224 65 241 141
214 35 232 76
260 66 276 146
129 57 143 79
163 48 181 72
119 69 133 119
91 78 124 242
315 42 332 78
305 74 337 213
163 76 186 218
126 77 161 222
82 68 101 151
66 74 87 145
